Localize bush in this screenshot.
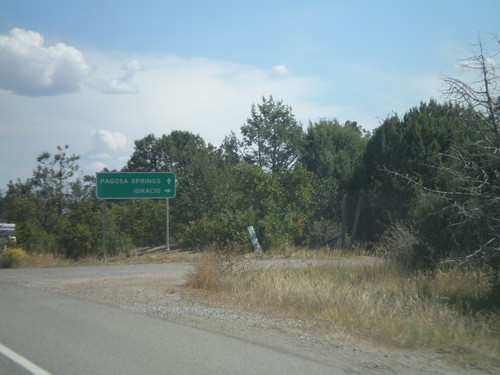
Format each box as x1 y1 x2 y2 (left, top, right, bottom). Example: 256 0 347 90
376 221 433 273
0 247 28 268
0 256 12 269
186 251 223 290
307 219 342 248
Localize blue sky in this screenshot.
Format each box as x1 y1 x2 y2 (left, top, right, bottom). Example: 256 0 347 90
0 1 499 191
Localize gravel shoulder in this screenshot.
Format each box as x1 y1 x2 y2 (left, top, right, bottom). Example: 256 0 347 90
4 257 495 375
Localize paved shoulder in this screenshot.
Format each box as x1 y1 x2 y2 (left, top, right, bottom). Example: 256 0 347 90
0 280 346 375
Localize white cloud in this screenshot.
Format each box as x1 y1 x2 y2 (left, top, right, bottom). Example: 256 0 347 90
125 56 327 142
87 58 145 94
91 129 128 152
0 28 146 96
78 129 129 173
0 46 348 188
123 59 145 76
88 161 108 173
0 28 91 96
272 64 289 75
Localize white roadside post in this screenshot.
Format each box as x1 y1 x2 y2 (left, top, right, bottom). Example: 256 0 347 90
247 225 261 252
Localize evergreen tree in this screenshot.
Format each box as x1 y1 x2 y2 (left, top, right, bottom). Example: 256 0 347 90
241 96 304 173
356 101 476 242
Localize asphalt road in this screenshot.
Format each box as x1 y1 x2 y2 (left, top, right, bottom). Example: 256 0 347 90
0 265 347 375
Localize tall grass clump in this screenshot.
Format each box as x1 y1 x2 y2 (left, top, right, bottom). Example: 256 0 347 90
186 250 225 290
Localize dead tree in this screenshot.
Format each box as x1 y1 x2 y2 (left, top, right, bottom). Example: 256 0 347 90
439 36 500 293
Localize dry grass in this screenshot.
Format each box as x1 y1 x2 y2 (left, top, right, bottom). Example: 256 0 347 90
8 249 200 268
18 253 100 268
187 250 500 370
186 251 223 289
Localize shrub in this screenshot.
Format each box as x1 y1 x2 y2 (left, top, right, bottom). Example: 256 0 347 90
0 256 12 269
0 247 28 268
376 221 433 273
186 251 223 290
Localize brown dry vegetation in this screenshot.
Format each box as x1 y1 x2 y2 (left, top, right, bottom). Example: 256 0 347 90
5 248 200 268
186 250 500 371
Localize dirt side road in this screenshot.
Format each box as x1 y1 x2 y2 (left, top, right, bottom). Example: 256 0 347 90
1 260 494 375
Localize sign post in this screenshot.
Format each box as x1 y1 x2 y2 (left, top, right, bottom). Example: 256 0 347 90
96 172 176 260
166 199 170 251
102 201 107 263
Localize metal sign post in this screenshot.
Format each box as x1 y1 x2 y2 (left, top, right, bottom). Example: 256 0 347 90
102 200 107 263
166 199 170 251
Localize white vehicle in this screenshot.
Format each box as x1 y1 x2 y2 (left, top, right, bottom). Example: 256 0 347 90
0 223 16 247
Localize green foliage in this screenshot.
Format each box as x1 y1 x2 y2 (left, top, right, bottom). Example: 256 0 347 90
20 223 57 253
179 210 251 251
56 216 95 259
303 119 367 186
222 163 286 249
0 247 28 268
110 200 165 247
411 140 500 268
55 179 102 258
277 166 316 245
2 146 103 257
241 95 304 173
124 131 227 247
355 100 478 241
301 119 368 245
408 40 500 283
176 161 317 250
102 213 134 256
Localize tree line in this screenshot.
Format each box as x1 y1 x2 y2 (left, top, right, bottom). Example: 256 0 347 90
1 39 498 286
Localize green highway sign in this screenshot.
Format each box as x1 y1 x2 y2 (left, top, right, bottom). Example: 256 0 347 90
96 172 176 199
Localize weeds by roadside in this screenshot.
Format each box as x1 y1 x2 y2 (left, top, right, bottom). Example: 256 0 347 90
0 248 200 268
186 251 223 290
186 249 500 371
